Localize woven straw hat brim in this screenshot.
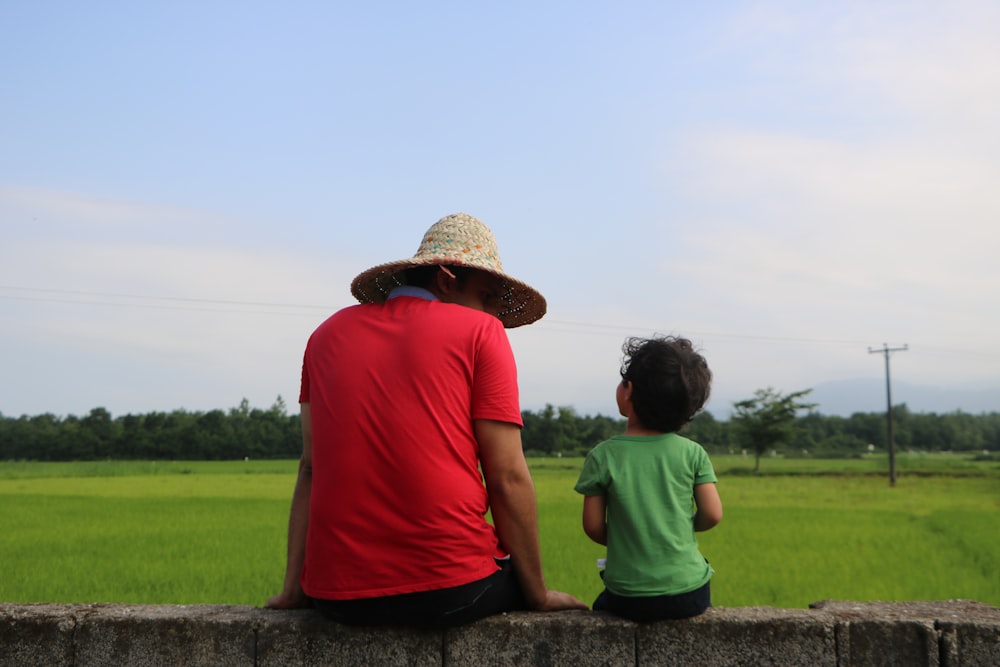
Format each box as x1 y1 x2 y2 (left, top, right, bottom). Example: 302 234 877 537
349 212 547 328
351 259 547 328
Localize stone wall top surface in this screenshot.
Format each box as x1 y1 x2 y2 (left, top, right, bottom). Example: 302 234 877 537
1 600 997 667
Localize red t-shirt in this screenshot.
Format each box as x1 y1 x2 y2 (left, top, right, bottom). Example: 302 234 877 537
299 295 523 600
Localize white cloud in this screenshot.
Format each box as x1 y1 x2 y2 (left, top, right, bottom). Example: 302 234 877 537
0 187 361 416
1 184 222 232
656 0 1000 341
636 2 1000 406
661 132 1000 386
827 3 1000 129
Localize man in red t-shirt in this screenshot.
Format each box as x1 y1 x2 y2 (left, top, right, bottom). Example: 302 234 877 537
266 213 586 627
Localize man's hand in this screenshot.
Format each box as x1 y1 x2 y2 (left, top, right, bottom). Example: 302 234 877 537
264 589 311 610
533 589 589 612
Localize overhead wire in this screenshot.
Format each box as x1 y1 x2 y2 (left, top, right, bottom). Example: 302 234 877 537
0 285 332 317
0 285 878 347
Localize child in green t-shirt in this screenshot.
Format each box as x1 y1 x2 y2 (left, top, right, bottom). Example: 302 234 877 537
574 335 722 621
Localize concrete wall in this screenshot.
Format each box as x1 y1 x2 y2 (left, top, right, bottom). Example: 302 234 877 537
2 600 997 666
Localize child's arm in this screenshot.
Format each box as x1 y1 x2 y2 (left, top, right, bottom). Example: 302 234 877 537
693 482 723 532
582 495 608 545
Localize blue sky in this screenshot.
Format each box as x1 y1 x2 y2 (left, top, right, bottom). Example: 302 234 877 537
2 1 999 419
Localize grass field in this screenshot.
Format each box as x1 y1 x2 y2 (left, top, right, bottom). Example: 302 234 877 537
1 455 997 609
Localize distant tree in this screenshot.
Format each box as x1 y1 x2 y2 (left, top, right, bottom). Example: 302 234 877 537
682 411 729 453
197 410 235 459
842 411 887 450
575 413 625 454
521 404 563 455
732 387 817 472
3 398 996 462
520 405 624 456
81 407 117 458
269 395 288 417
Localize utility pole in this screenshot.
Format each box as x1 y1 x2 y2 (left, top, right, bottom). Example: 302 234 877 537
868 343 908 487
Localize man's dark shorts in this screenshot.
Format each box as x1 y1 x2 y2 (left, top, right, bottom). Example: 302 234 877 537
312 558 526 629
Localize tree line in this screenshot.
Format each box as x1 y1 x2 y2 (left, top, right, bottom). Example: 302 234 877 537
1 395 998 462
0 398 301 462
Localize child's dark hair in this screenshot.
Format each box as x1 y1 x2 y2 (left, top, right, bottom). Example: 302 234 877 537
620 335 712 433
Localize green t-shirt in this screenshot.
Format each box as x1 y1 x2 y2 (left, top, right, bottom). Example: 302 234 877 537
574 433 717 597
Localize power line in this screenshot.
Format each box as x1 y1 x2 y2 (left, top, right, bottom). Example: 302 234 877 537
0 285 332 310
540 319 869 346
0 293 327 317
0 285 936 352
3 286 851 343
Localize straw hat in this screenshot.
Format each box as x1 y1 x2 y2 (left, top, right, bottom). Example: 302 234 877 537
350 212 547 328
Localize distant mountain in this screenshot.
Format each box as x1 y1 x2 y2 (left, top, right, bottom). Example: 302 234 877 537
808 378 1000 416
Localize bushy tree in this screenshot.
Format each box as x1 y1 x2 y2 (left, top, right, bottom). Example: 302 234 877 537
732 387 816 472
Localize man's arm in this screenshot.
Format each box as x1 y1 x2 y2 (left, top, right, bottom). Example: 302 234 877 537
475 419 588 612
265 402 314 609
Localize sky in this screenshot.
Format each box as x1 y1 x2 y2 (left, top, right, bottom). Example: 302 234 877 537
2 1 999 421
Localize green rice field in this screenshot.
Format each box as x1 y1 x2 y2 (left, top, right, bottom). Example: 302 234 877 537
1 455 997 609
